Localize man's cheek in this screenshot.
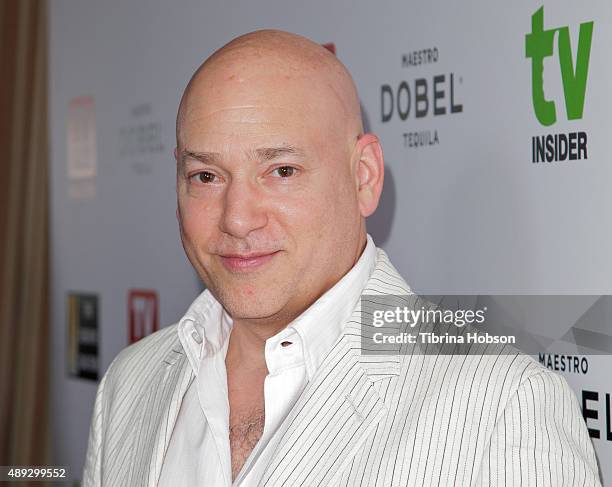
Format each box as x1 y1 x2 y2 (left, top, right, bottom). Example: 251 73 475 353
182 201 219 231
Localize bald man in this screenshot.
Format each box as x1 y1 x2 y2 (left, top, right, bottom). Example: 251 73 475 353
83 30 601 487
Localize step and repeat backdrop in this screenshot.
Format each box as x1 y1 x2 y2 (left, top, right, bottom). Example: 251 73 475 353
49 0 612 484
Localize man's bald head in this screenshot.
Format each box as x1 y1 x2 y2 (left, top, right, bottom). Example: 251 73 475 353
176 29 363 150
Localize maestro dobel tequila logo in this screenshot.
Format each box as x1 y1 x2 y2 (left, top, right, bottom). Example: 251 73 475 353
379 47 463 149
526 7 594 163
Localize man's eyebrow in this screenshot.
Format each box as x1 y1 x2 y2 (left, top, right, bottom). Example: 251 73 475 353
253 145 304 161
180 150 220 165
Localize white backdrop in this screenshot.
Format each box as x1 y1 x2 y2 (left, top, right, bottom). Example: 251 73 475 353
49 0 612 483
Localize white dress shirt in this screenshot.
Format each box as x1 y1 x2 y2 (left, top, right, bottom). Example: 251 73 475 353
158 234 377 487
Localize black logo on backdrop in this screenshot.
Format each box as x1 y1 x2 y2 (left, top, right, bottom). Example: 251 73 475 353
380 47 463 149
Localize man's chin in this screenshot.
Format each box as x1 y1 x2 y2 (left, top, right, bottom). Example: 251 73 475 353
222 301 288 323
210 286 286 321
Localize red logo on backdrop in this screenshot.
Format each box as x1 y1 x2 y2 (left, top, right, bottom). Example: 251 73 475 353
322 43 336 55
128 290 159 344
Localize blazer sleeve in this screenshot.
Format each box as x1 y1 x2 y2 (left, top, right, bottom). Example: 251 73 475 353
82 363 112 487
474 369 602 486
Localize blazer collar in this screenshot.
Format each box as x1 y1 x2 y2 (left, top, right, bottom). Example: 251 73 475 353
345 246 422 379
258 332 390 486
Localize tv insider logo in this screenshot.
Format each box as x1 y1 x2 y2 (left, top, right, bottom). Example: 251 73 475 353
526 6 594 164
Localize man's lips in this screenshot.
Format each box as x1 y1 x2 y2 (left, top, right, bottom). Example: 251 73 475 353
219 250 281 272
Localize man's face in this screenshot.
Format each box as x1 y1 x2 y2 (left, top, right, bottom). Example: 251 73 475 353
176 57 364 324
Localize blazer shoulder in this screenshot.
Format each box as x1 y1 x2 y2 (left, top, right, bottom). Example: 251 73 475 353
399 335 558 405
104 324 181 386
480 347 559 394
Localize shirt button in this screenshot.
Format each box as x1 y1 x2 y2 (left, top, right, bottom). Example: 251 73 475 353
191 330 203 344
280 340 292 347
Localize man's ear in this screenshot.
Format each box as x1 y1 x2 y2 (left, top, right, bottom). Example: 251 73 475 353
354 133 384 217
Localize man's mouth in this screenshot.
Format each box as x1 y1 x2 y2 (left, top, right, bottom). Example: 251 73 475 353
219 250 281 272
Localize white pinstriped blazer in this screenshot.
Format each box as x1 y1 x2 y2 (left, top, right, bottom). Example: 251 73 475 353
83 248 602 486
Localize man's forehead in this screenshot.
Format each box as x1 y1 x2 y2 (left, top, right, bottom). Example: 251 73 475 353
178 102 316 146
177 77 348 155
181 61 340 118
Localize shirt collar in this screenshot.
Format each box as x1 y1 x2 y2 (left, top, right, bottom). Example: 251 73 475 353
283 233 376 379
177 233 377 380
177 291 232 375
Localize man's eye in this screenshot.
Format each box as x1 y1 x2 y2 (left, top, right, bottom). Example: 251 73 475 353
272 166 297 178
192 171 217 184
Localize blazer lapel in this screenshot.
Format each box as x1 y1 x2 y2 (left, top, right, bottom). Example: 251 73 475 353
259 248 416 486
258 333 394 486
124 339 194 487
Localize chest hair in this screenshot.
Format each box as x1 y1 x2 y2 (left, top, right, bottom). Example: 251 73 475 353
229 407 265 481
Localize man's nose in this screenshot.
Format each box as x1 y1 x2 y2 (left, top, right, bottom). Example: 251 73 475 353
219 179 268 238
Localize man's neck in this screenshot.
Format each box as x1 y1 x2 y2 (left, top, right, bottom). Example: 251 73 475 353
224 292 315 369
225 320 271 372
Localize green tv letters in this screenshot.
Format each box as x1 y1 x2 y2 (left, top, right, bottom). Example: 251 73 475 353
525 7 593 126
